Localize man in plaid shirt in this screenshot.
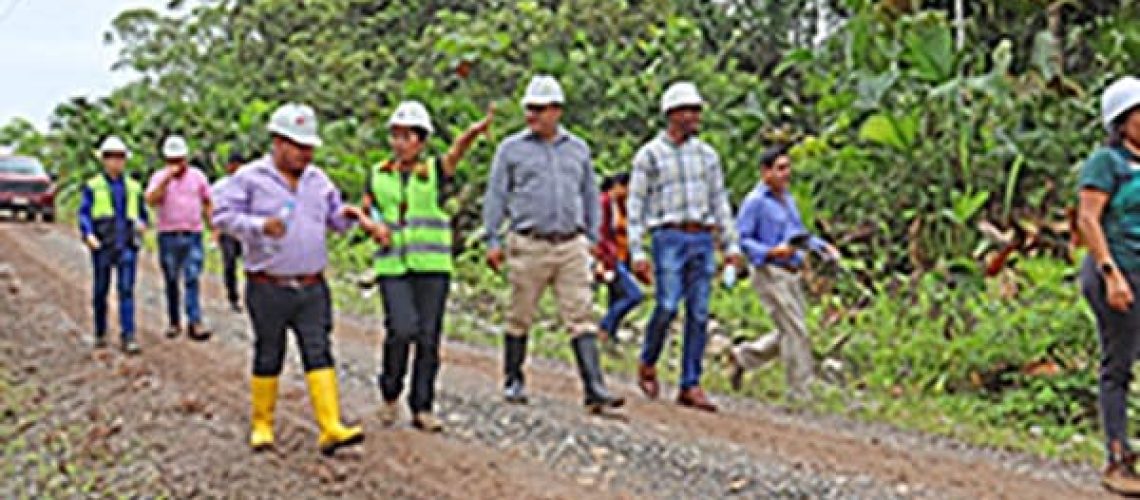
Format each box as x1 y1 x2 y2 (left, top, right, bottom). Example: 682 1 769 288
627 81 743 412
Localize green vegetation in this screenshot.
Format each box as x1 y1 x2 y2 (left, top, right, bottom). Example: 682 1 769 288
7 0 1140 463
0 364 166 498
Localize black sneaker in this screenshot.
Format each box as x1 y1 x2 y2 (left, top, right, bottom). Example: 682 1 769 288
93 336 107 349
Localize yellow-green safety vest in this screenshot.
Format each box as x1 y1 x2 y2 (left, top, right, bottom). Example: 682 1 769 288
87 174 141 220
370 158 453 276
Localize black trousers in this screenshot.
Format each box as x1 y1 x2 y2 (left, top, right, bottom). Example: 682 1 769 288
247 279 334 377
1080 257 1140 459
377 272 450 413
220 234 242 304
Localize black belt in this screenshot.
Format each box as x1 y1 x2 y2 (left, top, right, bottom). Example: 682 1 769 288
517 229 581 244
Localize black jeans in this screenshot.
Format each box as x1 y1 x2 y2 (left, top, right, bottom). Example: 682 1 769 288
377 272 450 413
219 234 242 304
246 279 334 377
1080 256 1140 460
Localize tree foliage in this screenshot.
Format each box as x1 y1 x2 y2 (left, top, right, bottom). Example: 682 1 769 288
7 0 1140 271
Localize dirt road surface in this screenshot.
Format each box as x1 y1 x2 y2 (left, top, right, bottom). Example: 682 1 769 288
0 222 1110 499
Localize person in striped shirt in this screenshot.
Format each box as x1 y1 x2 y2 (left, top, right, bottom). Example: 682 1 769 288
626 81 743 412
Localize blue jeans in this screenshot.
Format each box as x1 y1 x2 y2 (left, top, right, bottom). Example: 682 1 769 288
91 246 137 340
158 231 204 326
639 228 715 390
599 262 644 338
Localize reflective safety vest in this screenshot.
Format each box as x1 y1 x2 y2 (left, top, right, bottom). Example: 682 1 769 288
370 158 453 276
86 174 141 246
88 174 141 220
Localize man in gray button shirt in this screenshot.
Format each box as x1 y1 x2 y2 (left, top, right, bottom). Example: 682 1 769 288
482 75 623 413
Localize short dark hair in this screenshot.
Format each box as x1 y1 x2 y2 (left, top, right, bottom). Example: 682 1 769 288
760 144 790 169
390 125 429 143
601 172 631 191
1108 106 1140 147
412 127 429 143
227 151 246 165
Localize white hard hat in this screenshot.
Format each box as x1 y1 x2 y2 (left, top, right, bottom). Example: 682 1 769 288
267 103 323 147
98 135 130 158
661 81 704 114
521 75 565 107
162 135 189 159
1102 76 1140 131
387 101 434 135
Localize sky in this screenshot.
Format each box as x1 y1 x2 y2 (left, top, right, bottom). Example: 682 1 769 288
0 0 174 132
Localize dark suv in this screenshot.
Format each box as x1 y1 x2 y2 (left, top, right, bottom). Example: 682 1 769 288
0 155 55 222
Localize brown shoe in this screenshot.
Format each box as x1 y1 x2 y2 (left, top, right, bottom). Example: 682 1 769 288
597 327 612 344
727 350 745 392
187 323 212 342
1104 441 1140 495
412 412 443 433
377 401 398 427
637 363 659 399
1103 460 1140 495
677 386 718 413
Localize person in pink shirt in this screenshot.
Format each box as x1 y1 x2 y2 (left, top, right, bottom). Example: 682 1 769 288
146 135 214 341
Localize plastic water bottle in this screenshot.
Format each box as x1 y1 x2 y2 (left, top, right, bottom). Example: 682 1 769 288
262 200 294 254
722 264 738 289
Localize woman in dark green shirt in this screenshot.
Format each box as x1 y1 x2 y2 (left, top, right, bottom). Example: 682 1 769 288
1078 75 1140 495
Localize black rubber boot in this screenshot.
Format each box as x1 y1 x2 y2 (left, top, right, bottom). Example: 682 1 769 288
571 333 624 411
503 336 528 404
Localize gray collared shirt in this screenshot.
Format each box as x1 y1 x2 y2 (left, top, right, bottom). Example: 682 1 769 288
482 127 600 249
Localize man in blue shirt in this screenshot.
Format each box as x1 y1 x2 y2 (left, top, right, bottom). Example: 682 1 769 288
728 144 838 400
78 136 149 354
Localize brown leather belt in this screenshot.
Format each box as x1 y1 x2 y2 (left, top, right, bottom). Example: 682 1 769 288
660 221 713 233
246 271 324 288
518 229 581 244
769 263 802 274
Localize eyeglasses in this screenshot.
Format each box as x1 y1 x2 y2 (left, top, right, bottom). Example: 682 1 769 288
670 105 702 114
525 104 556 113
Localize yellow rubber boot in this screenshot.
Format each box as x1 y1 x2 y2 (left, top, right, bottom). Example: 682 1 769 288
249 376 278 451
304 368 365 456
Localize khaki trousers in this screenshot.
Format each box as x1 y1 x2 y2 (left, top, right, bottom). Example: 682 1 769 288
731 265 816 392
505 233 595 338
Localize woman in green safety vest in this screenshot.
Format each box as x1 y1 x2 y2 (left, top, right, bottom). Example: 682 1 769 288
363 100 493 432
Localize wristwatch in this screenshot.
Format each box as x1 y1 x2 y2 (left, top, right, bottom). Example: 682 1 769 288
1101 261 1117 276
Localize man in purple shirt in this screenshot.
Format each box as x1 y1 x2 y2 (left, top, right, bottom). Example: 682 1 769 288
212 103 378 456
728 144 839 401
